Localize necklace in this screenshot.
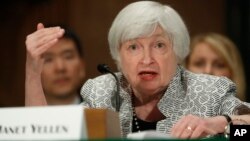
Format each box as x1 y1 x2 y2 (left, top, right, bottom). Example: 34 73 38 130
132 105 141 132
132 94 157 133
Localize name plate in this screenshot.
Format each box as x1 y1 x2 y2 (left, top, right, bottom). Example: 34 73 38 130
0 105 87 140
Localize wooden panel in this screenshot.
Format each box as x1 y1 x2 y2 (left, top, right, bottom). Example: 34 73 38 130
85 108 121 139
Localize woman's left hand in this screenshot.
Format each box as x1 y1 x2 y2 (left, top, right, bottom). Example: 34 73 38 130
170 114 227 139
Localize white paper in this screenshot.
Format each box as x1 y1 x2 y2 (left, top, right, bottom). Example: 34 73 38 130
127 130 173 139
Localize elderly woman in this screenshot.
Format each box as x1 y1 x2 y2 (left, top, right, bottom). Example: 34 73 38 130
25 1 250 139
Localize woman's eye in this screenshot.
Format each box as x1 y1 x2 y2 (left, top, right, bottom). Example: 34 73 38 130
128 44 137 50
193 61 204 67
156 42 165 48
214 62 226 68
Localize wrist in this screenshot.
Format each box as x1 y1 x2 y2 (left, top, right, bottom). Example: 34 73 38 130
222 115 233 125
222 115 232 138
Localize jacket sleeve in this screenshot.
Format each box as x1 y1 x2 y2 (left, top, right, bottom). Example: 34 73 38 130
80 79 96 108
218 77 247 115
80 75 116 109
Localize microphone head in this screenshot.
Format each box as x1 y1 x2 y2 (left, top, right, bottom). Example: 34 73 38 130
97 64 111 74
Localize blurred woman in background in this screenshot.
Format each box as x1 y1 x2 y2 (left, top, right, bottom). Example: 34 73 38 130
185 33 246 101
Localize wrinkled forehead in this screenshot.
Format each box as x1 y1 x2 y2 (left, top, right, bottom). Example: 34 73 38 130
120 23 169 44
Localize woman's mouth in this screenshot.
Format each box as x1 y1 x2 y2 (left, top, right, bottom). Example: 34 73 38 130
138 71 158 81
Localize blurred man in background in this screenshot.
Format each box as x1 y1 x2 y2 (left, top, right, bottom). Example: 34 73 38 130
26 23 85 105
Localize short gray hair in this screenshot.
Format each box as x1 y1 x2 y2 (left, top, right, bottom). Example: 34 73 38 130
108 1 190 66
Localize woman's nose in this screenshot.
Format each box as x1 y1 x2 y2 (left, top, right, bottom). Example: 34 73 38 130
204 65 213 75
141 48 154 64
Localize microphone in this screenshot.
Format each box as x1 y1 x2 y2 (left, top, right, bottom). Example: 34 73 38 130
97 64 121 112
97 64 111 74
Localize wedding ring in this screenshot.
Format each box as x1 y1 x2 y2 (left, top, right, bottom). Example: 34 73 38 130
187 126 193 132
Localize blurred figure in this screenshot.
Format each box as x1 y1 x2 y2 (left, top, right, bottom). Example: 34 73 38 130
185 33 246 101
28 24 86 105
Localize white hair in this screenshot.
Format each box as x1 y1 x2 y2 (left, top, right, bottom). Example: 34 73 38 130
108 1 190 67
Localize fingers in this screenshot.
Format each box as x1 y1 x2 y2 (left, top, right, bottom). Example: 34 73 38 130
171 114 217 139
191 123 216 138
37 23 44 30
25 23 65 74
26 25 65 58
30 38 59 58
171 116 189 137
171 114 197 138
30 28 64 50
27 26 64 46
